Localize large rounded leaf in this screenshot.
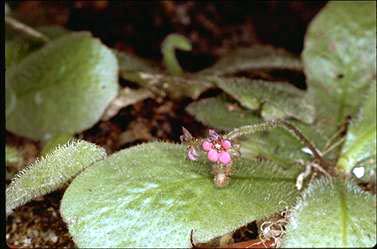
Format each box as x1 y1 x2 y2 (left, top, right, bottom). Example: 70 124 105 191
282 178 376 247
61 142 300 248
5 38 33 69
303 1 376 136
6 32 118 140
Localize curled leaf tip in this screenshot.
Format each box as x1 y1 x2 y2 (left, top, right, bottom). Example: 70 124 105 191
161 33 192 76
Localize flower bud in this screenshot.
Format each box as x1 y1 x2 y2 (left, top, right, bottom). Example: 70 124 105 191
218 151 232 165
187 147 199 161
202 140 213 151
207 149 219 162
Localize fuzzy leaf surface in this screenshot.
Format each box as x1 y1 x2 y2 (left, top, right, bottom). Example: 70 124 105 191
61 142 300 248
212 77 315 124
5 38 33 69
6 140 106 216
186 96 260 130
337 83 376 179
199 46 302 76
5 25 69 70
6 32 119 140
303 1 376 136
282 178 376 247
41 133 74 156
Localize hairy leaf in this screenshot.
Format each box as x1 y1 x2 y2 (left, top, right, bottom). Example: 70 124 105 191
199 46 302 76
61 142 300 248
41 133 74 156
5 38 33 69
212 77 315 124
186 96 260 130
337 83 376 180
303 1 376 136
6 32 119 140
6 140 106 216
282 178 376 247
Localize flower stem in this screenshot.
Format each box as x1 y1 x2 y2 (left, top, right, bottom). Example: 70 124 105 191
5 16 50 43
225 119 330 168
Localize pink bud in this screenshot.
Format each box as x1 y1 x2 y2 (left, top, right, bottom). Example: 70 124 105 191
219 151 232 165
221 140 232 150
208 129 220 140
207 149 219 162
202 140 213 151
188 147 199 161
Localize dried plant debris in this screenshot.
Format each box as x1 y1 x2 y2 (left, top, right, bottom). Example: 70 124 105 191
191 207 290 248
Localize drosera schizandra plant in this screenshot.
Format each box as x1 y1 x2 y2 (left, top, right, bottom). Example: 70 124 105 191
181 119 333 189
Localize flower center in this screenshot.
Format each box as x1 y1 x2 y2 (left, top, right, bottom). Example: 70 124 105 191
214 143 222 150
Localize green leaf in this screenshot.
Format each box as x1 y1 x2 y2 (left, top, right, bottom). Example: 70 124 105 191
6 140 106 216
61 142 300 248
337 83 376 179
36 25 70 39
239 123 325 169
5 25 69 70
5 38 33 69
212 77 315 124
303 1 376 136
199 46 302 76
186 96 260 130
5 77 17 118
6 32 119 140
6 145 23 165
282 178 376 247
41 133 74 156
116 49 160 82
157 74 212 100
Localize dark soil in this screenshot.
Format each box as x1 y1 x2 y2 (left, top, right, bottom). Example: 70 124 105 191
6 1 327 248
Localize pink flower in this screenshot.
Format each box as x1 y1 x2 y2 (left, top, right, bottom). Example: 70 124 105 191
202 130 234 166
208 129 220 141
218 151 231 165
202 140 213 151
221 140 232 150
207 149 219 162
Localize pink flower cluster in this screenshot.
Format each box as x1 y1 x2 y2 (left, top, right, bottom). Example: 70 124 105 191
201 130 232 166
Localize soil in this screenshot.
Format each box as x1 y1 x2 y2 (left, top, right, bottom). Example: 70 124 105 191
6 1 328 248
